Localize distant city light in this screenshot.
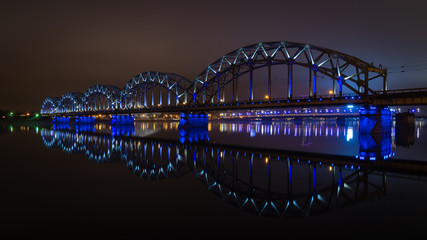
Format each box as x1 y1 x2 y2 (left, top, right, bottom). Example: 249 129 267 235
328 90 334 94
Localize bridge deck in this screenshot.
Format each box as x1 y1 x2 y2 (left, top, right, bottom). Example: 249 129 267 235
45 90 427 117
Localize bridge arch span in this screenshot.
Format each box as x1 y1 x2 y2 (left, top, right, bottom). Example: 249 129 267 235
58 92 85 113
121 72 192 109
81 85 121 112
41 97 61 114
189 41 387 105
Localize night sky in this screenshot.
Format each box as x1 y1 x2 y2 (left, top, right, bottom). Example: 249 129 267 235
1 0 427 112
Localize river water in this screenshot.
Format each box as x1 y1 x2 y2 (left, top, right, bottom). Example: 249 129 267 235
1 118 427 237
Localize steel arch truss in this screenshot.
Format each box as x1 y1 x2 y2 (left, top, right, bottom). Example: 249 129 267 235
120 72 192 109
58 92 85 113
81 85 121 112
41 97 61 114
189 41 387 105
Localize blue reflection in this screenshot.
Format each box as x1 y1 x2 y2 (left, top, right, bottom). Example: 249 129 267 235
53 123 70 130
179 126 209 143
112 125 135 137
75 116 95 124
178 113 209 143
53 116 70 123
111 115 134 125
359 107 393 160
179 113 209 129
76 124 95 133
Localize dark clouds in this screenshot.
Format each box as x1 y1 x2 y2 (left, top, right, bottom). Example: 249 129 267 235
1 0 427 111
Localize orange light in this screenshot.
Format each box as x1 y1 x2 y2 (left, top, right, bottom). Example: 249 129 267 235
329 90 334 95
26 113 30 116
265 157 269 164
264 95 270 99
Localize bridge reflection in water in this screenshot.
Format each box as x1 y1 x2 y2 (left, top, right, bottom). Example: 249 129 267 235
40 120 427 218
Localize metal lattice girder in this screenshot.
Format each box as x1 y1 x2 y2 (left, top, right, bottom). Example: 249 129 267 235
41 97 61 114
81 84 122 111
188 41 387 105
120 72 192 109
58 92 85 113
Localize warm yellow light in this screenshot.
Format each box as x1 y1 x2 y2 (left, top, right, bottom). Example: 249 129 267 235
265 157 269 164
26 113 30 116
264 95 269 99
328 90 334 95
329 166 333 171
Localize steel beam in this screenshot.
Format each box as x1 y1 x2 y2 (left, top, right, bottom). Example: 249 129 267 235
287 63 293 99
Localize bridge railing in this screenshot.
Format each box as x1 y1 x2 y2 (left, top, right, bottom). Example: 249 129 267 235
376 87 427 94
207 94 363 107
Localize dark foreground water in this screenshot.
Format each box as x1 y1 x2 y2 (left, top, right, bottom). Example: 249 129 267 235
1 118 427 237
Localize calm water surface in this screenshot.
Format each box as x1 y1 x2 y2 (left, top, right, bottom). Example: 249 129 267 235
1 118 427 237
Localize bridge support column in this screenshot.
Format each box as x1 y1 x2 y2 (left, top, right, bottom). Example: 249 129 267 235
178 113 209 143
333 77 336 96
309 68 317 98
179 113 209 129
268 61 271 100
383 72 388 94
395 111 415 147
337 76 344 97
287 63 293 99
359 106 393 160
249 67 254 102
235 74 239 102
217 82 220 103
231 72 237 102
176 85 179 105
159 87 162 106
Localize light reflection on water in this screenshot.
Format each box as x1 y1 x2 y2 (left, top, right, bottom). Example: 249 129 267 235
35 118 427 218
2 117 427 235
38 117 427 161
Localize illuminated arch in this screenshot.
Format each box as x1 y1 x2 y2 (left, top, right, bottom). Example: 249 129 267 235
120 72 192 109
41 97 61 114
59 92 84 113
81 85 121 112
188 41 387 105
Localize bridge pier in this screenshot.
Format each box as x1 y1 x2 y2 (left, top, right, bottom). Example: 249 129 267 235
359 106 392 136
178 113 209 143
395 112 415 147
359 106 393 160
179 113 209 129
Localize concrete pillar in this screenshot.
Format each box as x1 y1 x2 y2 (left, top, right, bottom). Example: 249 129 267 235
359 106 393 160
